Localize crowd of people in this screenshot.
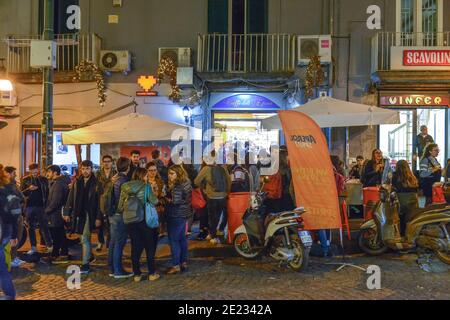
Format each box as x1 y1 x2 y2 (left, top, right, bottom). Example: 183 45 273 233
1 128 449 300
0 146 300 300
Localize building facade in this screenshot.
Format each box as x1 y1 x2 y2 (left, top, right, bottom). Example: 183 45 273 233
1 0 449 173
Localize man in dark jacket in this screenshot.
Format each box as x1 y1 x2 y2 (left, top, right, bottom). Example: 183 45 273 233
127 150 142 180
21 163 52 255
45 165 70 264
108 157 133 278
63 160 102 274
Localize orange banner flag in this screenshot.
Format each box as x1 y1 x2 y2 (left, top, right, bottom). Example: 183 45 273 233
279 110 342 230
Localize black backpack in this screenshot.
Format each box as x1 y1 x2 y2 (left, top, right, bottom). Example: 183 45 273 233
210 166 227 193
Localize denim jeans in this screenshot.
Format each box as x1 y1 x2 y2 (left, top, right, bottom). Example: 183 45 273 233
26 206 52 247
80 216 92 266
108 214 128 274
317 229 330 255
0 224 16 299
167 217 188 267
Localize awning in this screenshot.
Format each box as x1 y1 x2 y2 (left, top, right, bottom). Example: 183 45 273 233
262 96 400 129
62 113 201 145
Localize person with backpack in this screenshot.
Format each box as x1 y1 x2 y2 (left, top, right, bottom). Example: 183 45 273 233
194 154 231 245
165 165 192 275
63 160 102 275
106 157 133 279
420 143 444 206
0 164 19 300
118 168 159 282
146 161 167 239
44 165 70 264
96 155 117 252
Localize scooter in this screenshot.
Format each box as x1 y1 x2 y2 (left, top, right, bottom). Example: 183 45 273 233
233 189 313 272
358 184 450 264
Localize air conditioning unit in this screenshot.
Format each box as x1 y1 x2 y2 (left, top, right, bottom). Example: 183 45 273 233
100 50 131 72
298 35 332 65
158 47 192 67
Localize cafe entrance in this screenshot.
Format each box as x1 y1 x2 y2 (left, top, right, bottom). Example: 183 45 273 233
378 93 449 169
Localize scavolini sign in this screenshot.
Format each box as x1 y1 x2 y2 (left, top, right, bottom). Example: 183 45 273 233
391 46 450 70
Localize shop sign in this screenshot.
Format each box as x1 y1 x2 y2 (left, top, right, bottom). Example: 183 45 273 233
213 94 280 110
391 47 450 70
403 50 450 66
380 94 450 107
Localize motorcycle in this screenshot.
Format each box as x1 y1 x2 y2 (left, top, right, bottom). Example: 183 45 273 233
358 184 450 264
233 189 313 272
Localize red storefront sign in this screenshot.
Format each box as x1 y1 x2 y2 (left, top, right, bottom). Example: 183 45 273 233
380 94 450 107
403 50 450 66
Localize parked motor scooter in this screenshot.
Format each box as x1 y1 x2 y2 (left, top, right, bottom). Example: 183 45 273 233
233 186 313 272
358 184 450 264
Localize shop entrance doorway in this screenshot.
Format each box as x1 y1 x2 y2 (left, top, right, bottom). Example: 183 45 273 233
212 112 279 162
379 108 447 169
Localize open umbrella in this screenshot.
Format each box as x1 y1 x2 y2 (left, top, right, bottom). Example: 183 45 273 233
262 96 399 129
62 112 201 145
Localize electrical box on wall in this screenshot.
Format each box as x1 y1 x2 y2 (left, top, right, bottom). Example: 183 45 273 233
30 40 56 68
177 67 194 86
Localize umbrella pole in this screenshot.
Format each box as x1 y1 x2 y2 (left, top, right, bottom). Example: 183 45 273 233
345 127 349 174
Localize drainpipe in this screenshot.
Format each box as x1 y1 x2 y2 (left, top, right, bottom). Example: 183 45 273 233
41 0 54 169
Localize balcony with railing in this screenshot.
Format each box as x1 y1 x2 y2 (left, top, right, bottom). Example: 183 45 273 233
2 33 101 82
197 33 296 74
371 31 450 72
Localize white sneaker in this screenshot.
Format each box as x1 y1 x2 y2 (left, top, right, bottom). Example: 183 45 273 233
27 247 37 255
205 234 212 241
11 258 25 268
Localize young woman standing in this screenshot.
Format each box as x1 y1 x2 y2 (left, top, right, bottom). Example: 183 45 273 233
165 165 192 275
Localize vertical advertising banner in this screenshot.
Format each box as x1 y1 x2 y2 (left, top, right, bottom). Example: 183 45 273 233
279 110 341 230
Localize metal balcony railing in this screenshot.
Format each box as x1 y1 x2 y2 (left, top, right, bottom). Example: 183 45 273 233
197 33 296 73
2 33 102 74
371 31 450 72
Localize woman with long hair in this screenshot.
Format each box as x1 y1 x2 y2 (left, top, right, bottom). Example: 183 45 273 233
0 164 18 299
117 168 159 282
419 143 443 206
165 165 192 274
146 161 167 237
361 149 390 187
392 160 419 235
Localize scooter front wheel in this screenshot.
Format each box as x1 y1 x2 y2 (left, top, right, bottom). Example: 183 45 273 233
233 233 261 260
358 228 388 256
288 239 310 272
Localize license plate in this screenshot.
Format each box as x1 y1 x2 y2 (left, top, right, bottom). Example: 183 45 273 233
298 231 313 245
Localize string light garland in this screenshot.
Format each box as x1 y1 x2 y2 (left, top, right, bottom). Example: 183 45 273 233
157 57 181 102
73 60 107 107
305 55 324 99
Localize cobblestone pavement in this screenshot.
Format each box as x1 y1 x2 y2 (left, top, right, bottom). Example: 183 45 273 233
10 238 450 300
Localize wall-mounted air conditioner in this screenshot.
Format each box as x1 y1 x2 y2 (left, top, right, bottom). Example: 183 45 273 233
100 50 131 72
298 35 332 65
158 47 192 67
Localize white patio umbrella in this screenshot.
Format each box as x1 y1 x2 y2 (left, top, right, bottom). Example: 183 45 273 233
262 96 399 129
62 112 201 145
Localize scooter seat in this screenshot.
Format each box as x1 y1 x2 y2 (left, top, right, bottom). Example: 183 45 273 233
408 203 450 221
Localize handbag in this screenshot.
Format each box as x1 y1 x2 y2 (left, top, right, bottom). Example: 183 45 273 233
192 188 206 210
145 185 159 228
